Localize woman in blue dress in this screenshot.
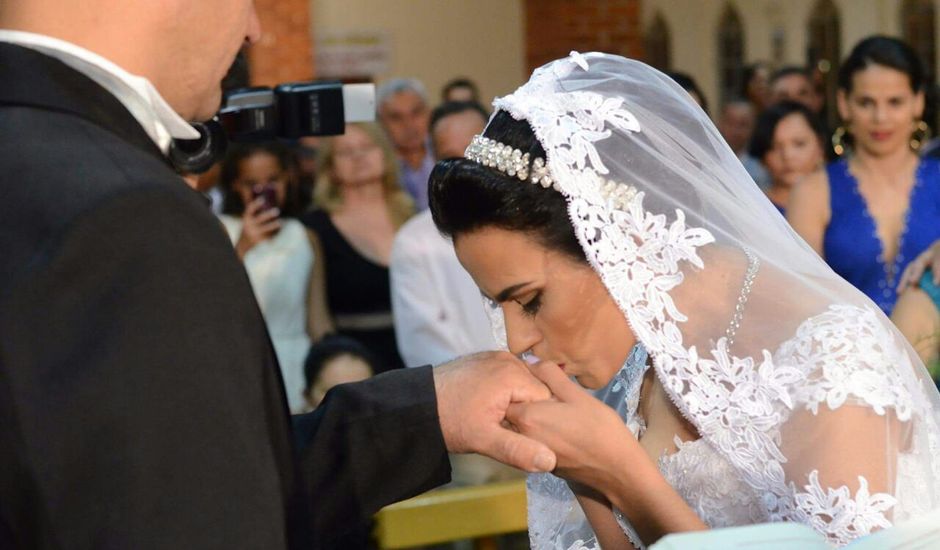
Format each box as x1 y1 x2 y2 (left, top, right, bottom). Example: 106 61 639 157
789 36 940 315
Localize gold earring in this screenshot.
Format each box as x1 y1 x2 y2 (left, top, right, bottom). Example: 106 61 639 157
911 120 931 151
832 126 848 156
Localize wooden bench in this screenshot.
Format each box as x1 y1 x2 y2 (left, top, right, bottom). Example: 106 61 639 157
374 479 527 549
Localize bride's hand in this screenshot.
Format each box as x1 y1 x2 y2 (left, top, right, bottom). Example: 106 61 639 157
505 360 641 490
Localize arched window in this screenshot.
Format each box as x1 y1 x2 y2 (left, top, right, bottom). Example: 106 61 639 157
644 13 672 71
807 0 841 128
717 2 744 104
901 0 936 83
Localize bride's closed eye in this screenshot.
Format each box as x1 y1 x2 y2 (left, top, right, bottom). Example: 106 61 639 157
517 292 543 317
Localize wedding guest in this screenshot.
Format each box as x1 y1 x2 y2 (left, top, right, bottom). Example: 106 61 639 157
741 62 772 114
392 100 522 489
892 272 940 375
788 35 940 314
749 101 826 215
718 98 770 189
769 66 823 114
218 142 333 411
302 123 413 372
302 334 377 410
377 78 433 209
391 101 494 368
441 77 481 104
293 136 321 212
666 71 708 115
895 239 940 380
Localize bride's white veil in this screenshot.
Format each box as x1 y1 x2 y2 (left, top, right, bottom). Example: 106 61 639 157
477 52 940 548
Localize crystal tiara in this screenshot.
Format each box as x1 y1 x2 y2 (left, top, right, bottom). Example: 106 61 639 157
464 134 639 208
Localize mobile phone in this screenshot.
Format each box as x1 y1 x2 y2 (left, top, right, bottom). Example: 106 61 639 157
251 184 278 213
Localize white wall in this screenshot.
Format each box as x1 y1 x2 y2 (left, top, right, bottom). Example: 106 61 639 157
311 0 527 107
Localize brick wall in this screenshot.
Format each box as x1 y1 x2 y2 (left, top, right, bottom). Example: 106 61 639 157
249 0 315 86
524 0 643 72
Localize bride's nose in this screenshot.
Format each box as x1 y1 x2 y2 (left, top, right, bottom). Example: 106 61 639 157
504 307 542 356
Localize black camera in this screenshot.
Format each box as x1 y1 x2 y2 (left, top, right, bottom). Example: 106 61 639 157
170 81 375 174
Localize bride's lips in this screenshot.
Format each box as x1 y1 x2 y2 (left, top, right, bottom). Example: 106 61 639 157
870 130 893 141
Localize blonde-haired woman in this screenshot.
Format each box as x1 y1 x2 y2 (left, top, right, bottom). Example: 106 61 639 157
302 122 414 372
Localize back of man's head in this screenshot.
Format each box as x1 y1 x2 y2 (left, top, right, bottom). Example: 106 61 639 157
769 66 819 112
441 77 480 103
429 101 488 160
718 99 755 154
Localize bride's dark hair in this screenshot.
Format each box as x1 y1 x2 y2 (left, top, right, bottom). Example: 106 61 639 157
428 110 586 263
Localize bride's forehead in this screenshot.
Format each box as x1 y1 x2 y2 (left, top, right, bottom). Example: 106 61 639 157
455 227 557 274
456 227 544 260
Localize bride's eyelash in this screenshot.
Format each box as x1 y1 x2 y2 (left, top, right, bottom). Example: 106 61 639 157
519 292 543 317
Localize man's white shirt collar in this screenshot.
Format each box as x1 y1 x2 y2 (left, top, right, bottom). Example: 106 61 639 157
0 30 200 154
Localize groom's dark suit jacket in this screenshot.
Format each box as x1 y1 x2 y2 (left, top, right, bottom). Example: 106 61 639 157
0 43 450 549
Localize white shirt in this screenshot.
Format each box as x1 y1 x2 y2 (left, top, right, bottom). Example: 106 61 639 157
390 211 496 367
0 30 199 153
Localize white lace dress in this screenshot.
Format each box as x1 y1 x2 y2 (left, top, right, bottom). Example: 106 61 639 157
610 358 766 549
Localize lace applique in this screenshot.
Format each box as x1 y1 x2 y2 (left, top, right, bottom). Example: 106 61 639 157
493 53 640 189
658 437 768 529
778 305 925 420
785 471 897 547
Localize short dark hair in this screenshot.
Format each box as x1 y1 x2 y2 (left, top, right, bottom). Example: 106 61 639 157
303 334 378 394
441 77 480 102
749 101 826 160
428 110 586 263
770 66 811 86
219 141 301 217
740 62 771 97
429 100 489 134
838 35 925 93
666 71 709 115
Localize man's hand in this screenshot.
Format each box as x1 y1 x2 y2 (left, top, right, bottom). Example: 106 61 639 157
433 352 556 473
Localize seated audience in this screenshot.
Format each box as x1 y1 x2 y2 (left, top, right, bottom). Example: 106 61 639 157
377 78 433 210
302 334 377 410
748 101 826 215
441 77 481 104
302 123 413 372
218 142 333 412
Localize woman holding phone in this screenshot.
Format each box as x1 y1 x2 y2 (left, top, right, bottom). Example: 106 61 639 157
219 142 333 412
